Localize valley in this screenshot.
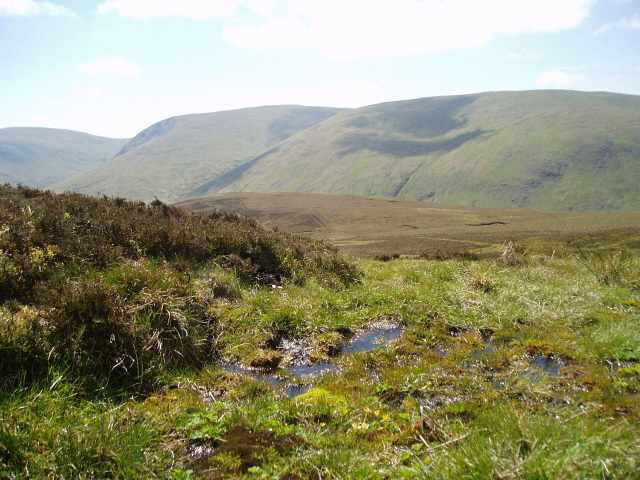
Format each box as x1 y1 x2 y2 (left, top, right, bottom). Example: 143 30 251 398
176 191 640 257
2 90 634 213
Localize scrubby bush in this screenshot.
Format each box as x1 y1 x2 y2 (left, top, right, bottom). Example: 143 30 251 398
0 185 360 391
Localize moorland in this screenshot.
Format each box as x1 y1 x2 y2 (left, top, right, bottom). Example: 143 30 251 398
2 89 640 478
3 90 640 212
176 191 640 258
1 184 639 479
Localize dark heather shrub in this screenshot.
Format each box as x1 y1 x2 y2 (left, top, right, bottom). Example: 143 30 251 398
0 185 360 391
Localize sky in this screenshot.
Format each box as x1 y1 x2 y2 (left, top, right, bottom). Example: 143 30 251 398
1 0 639 138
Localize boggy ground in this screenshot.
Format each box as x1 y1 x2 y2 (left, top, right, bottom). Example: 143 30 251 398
2 243 640 479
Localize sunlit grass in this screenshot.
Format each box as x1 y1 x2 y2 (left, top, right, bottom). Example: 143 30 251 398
2 194 640 479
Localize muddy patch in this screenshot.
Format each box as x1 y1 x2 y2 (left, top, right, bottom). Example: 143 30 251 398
185 425 307 478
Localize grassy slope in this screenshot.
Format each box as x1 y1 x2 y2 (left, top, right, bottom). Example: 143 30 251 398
2 187 640 479
0 127 127 188
52 106 345 204
175 192 640 257
198 90 640 212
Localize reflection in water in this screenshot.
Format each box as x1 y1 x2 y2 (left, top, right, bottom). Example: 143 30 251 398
529 355 562 375
287 363 337 376
221 326 402 397
286 384 311 397
342 328 402 354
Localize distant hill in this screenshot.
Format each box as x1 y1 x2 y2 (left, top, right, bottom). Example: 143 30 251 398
53 105 345 203
189 90 640 212
175 192 640 257
0 128 127 188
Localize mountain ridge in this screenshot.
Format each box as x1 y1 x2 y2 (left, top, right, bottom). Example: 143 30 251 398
6 90 640 212
0 127 128 188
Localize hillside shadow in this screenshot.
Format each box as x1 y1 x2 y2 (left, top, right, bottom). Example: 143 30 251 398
267 107 346 144
115 117 177 157
186 147 280 198
337 129 488 157
347 95 478 138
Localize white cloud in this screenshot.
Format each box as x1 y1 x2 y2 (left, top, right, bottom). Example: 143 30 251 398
595 13 640 34
536 70 586 86
247 0 277 17
0 0 75 17
71 87 107 98
31 114 51 121
506 50 542 61
97 0 241 20
79 58 142 77
223 0 597 60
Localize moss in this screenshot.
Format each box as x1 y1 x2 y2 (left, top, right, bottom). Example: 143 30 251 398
294 388 347 405
617 364 640 378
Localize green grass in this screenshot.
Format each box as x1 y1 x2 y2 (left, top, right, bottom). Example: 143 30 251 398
4 251 640 478
2 186 640 478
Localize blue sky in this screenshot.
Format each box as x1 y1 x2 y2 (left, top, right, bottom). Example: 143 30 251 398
1 0 639 138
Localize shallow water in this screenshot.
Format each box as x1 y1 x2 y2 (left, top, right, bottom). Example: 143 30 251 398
285 384 312 397
529 355 562 375
342 328 403 354
221 324 403 397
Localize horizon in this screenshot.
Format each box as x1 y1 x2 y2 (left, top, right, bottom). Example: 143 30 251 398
0 87 635 139
2 0 639 138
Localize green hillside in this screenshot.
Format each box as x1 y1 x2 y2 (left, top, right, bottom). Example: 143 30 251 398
53 105 344 203
0 127 127 188
190 90 640 212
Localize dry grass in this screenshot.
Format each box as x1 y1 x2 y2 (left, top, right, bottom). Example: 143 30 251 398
176 192 640 257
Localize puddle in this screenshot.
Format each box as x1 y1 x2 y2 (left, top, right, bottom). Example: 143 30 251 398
185 425 307 475
472 346 496 360
287 362 337 376
342 327 402 354
220 362 293 387
529 355 562 375
221 323 403 397
285 384 311 397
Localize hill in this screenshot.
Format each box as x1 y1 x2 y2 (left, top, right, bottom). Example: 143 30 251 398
189 90 640 212
175 192 640 257
52 105 345 203
0 127 127 188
